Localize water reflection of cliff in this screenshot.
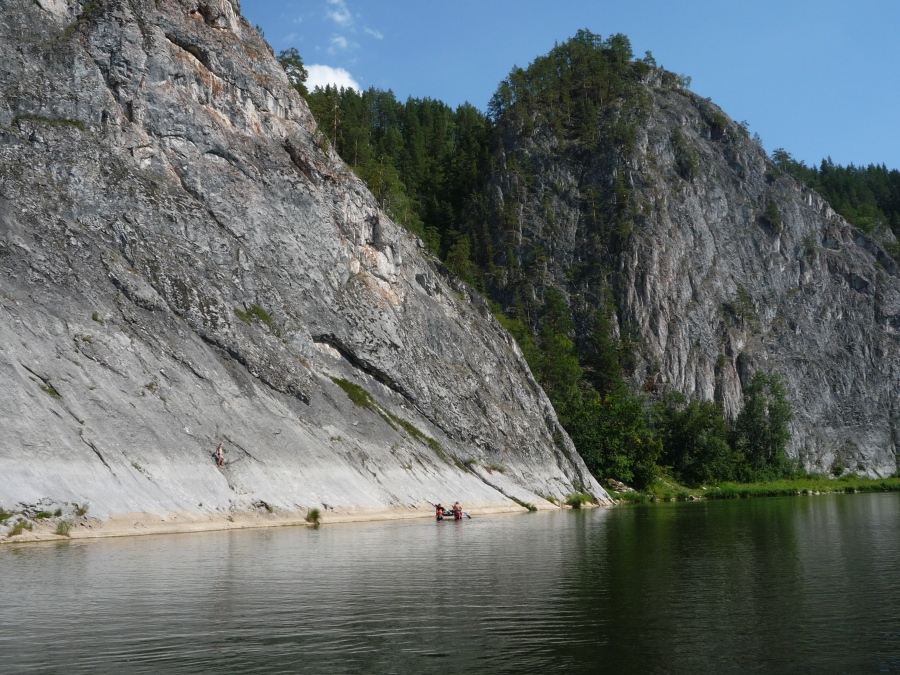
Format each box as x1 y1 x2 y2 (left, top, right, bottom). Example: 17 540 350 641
1 498 899 673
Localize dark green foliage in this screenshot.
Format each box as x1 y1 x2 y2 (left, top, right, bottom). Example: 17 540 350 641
295 33 804 489
499 289 660 489
534 289 584 423
305 86 492 256
831 456 847 477
762 200 783 232
774 150 900 246
491 305 542 369
570 391 661 488
582 307 627 397
801 233 817 254
672 128 699 181
884 240 900 261
277 48 308 96
727 284 756 326
488 30 639 145
306 508 321 525
730 372 793 481
444 232 476 284
35 511 52 519
709 111 728 139
653 393 735 486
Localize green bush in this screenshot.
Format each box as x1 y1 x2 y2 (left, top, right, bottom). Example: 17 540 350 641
831 457 846 477
330 376 375 408
55 521 72 537
566 493 595 509
12 113 86 131
672 128 699 181
234 305 281 336
763 201 783 232
508 496 538 511
8 519 33 537
40 383 61 399
306 508 322 525
330 377 446 458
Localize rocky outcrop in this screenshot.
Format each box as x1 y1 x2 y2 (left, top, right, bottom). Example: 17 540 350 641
0 0 607 524
489 70 900 476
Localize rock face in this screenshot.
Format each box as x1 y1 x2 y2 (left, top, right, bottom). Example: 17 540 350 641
0 0 607 521
489 70 900 477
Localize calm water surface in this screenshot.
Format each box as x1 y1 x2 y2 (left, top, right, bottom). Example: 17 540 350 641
2 494 900 673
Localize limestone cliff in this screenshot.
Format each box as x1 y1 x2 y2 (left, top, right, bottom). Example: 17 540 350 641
0 0 608 524
487 69 900 476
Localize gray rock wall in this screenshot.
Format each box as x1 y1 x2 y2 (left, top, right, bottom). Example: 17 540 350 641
491 71 900 477
0 0 607 521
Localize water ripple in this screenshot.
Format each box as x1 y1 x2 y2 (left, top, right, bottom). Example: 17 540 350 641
2 496 900 673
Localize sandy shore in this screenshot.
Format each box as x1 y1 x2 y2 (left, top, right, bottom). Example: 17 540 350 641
0 501 585 545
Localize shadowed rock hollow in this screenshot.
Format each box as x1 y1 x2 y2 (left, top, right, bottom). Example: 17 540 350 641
0 0 607 523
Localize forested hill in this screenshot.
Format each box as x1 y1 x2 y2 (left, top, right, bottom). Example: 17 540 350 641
283 30 900 486
771 152 900 256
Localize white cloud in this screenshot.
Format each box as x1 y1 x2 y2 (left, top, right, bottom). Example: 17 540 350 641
364 27 383 40
306 64 360 91
329 35 349 53
326 0 351 26
282 32 298 43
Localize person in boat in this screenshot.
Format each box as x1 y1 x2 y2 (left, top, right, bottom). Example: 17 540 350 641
435 503 444 521
453 501 462 520
215 443 225 467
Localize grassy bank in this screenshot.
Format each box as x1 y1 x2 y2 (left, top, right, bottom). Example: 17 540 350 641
613 475 900 504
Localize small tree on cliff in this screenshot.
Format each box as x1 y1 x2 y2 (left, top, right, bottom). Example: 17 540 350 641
277 48 309 96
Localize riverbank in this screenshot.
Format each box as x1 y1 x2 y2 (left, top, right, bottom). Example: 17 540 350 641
0 502 555 545
613 475 900 503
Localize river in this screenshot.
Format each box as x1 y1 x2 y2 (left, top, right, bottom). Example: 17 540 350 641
2 494 899 673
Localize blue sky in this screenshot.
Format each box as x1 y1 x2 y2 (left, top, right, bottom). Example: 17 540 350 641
242 0 900 169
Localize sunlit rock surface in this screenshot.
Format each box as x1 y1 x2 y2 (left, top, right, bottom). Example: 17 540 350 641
0 0 607 521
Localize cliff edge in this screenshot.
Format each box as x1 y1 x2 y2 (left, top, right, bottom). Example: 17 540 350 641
0 0 608 528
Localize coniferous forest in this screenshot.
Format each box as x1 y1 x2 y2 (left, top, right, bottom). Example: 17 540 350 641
277 32 899 491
